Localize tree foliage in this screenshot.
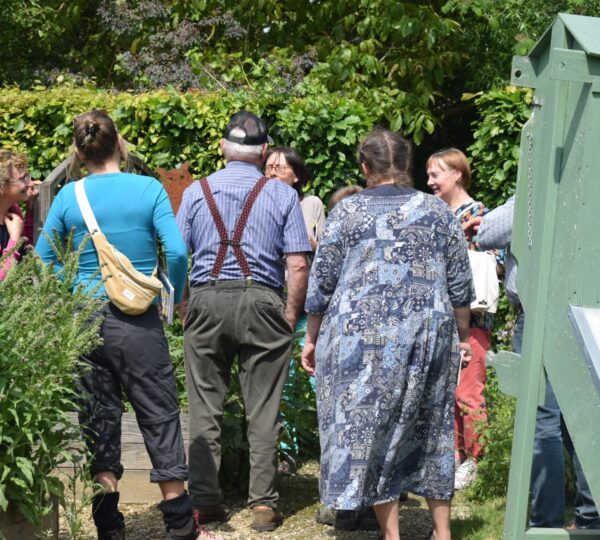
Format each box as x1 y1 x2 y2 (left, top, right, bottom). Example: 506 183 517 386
468 86 533 208
444 0 600 89
1 1 463 147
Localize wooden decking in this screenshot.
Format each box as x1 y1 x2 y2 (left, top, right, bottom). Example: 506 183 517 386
58 412 189 503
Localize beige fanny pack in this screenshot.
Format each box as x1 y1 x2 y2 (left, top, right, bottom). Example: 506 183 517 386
74 179 163 315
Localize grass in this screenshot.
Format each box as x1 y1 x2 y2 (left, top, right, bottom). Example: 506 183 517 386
452 493 506 540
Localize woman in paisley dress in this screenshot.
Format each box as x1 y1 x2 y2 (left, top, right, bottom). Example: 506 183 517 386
302 129 474 540
426 148 493 490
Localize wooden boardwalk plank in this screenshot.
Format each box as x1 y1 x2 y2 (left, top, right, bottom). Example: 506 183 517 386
56 412 190 503
55 470 183 504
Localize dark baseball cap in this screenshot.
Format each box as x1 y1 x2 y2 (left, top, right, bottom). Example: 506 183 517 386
223 111 271 145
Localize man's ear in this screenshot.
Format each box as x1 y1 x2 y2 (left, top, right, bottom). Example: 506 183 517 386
257 143 268 166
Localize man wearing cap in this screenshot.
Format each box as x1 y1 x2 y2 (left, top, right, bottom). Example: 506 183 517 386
176 111 311 532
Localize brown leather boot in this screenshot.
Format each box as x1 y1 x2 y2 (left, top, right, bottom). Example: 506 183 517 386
193 503 232 525
251 506 284 532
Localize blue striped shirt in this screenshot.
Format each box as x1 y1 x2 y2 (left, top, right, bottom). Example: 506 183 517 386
176 161 311 288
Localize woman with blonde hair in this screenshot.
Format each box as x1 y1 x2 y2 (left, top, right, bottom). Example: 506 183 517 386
0 150 36 280
303 128 474 540
426 147 492 490
36 110 220 540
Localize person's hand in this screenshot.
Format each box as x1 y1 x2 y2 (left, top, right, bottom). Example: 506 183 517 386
285 309 298 332
176 301 187 325
301 342 316 375
4 211 24 241
462 216 482 242
26 180 40 201
459 340 473 367
25 180 41 212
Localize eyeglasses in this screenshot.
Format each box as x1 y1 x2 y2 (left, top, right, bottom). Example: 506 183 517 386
11 171 32 185
265 164 291 175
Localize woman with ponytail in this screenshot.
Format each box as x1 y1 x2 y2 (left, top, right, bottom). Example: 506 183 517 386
36 110 220 540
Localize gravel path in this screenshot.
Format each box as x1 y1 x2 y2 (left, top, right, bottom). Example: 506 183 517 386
59 462 465 539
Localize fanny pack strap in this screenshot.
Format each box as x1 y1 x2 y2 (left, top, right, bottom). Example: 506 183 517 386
74 179 101 235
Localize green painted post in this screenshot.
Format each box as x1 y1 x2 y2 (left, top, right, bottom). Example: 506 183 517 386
490 13 600 540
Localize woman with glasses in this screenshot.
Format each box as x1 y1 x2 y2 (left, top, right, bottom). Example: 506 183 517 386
0 150 37 280
263 147 325 473
265 147 325 250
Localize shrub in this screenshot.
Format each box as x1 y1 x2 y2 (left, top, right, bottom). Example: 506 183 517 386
0 240 102 524
468 85 533 209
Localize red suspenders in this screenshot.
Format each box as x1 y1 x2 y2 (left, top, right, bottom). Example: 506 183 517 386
199 176 270 279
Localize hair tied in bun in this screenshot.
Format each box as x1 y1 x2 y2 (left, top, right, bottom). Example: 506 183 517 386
85 123 97 136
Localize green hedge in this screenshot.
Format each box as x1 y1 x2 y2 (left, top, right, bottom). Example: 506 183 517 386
469 85 533 208
0 84 388 202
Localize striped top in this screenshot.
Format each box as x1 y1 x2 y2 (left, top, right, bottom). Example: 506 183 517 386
455 199 494 330
177 161 311 289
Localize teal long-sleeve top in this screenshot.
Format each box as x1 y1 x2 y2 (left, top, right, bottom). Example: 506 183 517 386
35 172 188 303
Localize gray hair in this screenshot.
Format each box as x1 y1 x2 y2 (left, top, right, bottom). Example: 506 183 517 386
222 127 264 161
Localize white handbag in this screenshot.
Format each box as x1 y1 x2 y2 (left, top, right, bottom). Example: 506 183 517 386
468 249 500 314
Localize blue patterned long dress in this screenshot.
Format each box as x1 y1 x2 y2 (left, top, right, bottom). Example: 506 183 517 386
305 185 473 509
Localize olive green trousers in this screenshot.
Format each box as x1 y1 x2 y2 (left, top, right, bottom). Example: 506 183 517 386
184 280 292 508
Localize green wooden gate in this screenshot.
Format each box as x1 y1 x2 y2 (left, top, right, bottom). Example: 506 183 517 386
490 13 600 540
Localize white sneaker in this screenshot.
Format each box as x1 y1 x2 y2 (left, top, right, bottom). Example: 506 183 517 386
454 458 477 490
197 528 225 540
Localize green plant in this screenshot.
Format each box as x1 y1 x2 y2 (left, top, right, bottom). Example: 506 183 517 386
444 0 600 90
467 86 533 209
60 456 102 539
468 368 516 500
0 238 102 525
279 331 319 460
164 314 187 409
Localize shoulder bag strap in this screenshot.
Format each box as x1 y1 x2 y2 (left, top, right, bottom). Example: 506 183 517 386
74 179 101 234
